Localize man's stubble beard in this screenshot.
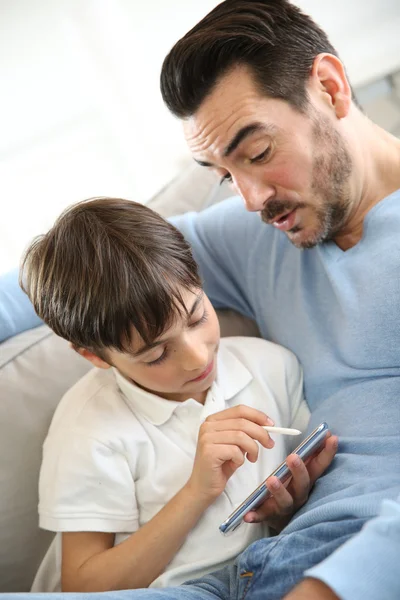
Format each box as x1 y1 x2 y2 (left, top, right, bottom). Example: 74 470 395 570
261 112 353 249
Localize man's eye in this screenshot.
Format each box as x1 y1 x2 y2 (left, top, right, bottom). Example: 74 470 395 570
219 173 233 185
250 147 271 163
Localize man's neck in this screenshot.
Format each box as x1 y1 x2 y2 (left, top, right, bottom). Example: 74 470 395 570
334 116 400 251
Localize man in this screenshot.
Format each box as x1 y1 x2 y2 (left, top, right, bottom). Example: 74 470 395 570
2 1 400 599
158 1 400 598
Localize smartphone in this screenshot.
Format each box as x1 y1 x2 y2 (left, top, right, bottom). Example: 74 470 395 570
219 422 329 535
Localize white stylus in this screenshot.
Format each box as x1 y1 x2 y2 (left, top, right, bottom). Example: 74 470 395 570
262 426 302 436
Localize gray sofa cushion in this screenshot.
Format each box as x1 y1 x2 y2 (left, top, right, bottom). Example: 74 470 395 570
0 327 91 591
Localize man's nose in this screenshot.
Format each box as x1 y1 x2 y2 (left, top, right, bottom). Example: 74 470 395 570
234 175 275 212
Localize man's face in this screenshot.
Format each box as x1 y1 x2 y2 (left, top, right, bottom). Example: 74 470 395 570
183 66 353 249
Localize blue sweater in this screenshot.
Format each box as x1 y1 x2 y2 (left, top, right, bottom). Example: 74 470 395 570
171 191 400 600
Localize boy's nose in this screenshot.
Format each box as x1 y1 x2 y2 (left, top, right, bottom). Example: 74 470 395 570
182 343 209 372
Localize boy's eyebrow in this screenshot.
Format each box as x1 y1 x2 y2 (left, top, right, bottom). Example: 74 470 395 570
131 293 204 357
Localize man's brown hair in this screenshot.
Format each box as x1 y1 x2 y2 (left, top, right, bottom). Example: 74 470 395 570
160 0 345 118
20 198 201 357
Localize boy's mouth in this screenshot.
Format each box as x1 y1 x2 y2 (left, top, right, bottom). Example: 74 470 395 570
188 359 215 383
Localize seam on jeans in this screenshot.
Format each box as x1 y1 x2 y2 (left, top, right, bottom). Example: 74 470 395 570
240 534 288 599
239 571 253 600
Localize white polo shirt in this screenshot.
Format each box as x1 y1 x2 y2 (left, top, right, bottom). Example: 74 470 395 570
32 337 309 592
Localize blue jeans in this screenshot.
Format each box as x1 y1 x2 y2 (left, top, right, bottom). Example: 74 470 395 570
1 517 365 600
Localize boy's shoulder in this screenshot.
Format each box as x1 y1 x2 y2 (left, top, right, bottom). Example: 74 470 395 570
46 367 141 440
219 336 300 374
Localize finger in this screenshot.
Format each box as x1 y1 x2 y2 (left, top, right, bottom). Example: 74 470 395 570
200 431 261 462
307 435 338 484
265 476 294 515
214 444 246 467
201 418 275 449
243 496 276 523
285 454 310 505
244 477 294 523
205 404 274 427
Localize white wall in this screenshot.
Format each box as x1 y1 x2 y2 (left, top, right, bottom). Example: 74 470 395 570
0 0 399 274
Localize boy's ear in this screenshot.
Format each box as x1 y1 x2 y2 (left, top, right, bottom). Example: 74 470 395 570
70 344 111 370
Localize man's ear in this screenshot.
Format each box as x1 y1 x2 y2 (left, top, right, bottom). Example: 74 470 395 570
310 53 352 119
71 344 111 370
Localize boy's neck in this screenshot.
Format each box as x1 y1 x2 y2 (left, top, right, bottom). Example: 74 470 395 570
130 378 211 405
154 387 210 405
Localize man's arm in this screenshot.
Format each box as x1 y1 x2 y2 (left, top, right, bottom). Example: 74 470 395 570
285 494 400 600
171 196 262 320
0 267 42 342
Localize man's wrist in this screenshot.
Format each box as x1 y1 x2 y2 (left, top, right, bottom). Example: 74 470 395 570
284 577 339 600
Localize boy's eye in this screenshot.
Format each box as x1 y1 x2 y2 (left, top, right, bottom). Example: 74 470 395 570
189 309 209 328
145 348 168 367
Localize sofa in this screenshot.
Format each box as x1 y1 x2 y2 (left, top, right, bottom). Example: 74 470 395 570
0 163 260 592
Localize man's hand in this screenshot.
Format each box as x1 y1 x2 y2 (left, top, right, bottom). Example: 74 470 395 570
284 578 340 599
244 433 338 531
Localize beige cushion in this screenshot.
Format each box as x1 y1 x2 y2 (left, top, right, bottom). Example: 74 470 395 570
0 326 91 591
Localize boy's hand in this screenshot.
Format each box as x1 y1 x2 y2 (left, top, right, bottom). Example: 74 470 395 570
186 405 275 504
244 433 338 531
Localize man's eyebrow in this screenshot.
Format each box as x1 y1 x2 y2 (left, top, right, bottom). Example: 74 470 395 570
223 122 268 157
131 293 204 357
193 122 273 168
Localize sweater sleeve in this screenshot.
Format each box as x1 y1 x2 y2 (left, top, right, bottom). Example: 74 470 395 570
171 197 262 321
305 494 400 600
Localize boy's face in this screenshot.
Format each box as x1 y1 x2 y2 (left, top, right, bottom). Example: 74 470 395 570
80 289 220 404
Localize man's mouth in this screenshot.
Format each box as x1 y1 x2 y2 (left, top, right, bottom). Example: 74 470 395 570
268 209 298 232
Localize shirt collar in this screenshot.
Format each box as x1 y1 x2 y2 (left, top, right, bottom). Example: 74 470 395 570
113 341 253 426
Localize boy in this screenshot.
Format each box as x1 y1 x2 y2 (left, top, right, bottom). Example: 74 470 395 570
22 197 310 592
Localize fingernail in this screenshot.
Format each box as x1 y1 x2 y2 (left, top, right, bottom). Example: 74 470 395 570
271 479 280 490
266 417 275 426
292 456 301 467
268 439 275 448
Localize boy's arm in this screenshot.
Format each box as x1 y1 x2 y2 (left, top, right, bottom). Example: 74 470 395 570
57 406 274 592
61 483 212 592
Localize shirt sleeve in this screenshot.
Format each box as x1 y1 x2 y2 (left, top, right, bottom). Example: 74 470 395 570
170 196 261 321
0 267 43 342
305 495 400 600
38 431 139 533
283 349 310 441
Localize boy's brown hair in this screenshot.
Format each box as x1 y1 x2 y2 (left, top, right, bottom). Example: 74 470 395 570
20 198 201 357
